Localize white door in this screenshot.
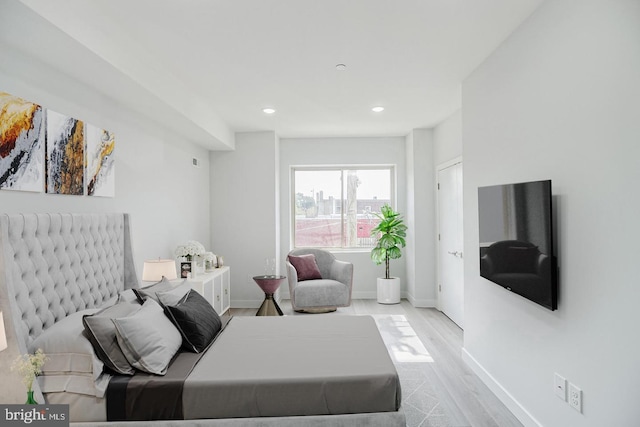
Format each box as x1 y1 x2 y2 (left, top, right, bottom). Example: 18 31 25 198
437 161 464 328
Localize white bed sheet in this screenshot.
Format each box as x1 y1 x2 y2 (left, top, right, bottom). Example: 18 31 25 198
45 391 106 423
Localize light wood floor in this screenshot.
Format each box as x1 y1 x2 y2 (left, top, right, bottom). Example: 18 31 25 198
230 300 523 427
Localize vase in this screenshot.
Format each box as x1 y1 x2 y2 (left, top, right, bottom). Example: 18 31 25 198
25 390 38 404
377 277 401 304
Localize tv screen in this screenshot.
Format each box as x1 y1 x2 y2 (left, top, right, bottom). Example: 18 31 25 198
478 180 557 310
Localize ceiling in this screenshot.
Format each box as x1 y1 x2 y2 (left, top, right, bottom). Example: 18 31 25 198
16 0 543 149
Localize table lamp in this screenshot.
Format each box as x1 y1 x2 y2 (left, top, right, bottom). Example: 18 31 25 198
142 259 178 282
0 311 7 352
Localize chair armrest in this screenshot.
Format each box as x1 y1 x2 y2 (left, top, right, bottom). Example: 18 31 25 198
286 261 299 295
330 260 353 288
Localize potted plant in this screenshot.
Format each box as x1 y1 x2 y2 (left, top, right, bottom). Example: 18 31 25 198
370 204 407 304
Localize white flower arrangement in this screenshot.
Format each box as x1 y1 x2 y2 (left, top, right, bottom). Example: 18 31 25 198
11 349 48 391
174 240 206 260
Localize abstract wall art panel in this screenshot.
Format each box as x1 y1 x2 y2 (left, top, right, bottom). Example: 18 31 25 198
46 109 84 195
0 91 45 192
85 123 115 197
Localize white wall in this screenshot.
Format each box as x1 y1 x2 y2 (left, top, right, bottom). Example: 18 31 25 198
433 109 462 166
210 132 279 307
405 131 417 302
405 129 437 306
0 22 211 281
461 1 640 426
278 136 407 299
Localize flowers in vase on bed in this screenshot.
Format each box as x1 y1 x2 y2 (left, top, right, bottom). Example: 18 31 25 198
11 348 47 403
174 240 206 261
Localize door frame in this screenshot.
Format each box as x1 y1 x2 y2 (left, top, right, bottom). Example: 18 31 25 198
435 156 463 314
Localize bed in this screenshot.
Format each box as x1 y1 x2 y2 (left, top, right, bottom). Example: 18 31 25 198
0 213 405 426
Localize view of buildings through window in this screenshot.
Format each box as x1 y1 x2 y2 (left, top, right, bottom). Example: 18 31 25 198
293 167 393 248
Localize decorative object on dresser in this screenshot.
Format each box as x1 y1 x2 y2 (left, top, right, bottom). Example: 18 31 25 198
179 261 192 279
370 204 407 304
286 248 354 313
175 240 211 278
142 259 178 282
188 267 231 315
203 251 217 271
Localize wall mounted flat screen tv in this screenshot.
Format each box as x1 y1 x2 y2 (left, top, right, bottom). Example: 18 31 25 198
478 180 557 310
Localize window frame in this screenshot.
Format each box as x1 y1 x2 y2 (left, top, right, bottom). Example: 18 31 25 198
290 164 396 252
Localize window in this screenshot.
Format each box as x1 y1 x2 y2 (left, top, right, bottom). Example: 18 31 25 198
292 166 394 249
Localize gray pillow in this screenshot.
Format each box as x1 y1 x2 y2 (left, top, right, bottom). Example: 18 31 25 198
113 299 182 375
156 282 192 307
117 289 139 304
83 301 141 375
134 277 188 304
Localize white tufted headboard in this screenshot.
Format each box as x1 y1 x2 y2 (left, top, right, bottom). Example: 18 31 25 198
0 213 139 403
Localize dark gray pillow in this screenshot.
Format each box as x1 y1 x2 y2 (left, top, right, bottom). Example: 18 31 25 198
83 301 141 375
163 290 222 353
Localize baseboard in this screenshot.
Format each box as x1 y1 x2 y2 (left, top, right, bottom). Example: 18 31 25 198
278 292 381 301
237 293 436 307
461 348 542 427
351 291 377 299
406 293 437 307
230 300 263 309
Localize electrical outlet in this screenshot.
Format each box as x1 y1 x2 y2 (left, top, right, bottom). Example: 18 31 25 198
569 383 582 413
554 373 567 401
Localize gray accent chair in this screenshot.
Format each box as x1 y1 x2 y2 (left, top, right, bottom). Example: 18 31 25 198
286 248 354 313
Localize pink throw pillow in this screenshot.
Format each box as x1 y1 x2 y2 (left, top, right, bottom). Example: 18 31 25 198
288 254 323 281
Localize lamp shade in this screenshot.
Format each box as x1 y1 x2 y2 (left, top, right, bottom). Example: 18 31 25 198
0 311 7 352
142 259 177 281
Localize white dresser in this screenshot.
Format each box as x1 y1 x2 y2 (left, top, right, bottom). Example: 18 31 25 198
187 266 230 315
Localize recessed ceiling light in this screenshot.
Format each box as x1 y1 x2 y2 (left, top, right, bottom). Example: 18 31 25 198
336 64 347 71
372 106 385 113
263 108 276 114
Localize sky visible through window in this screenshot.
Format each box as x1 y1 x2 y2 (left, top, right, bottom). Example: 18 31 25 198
295 169 391 200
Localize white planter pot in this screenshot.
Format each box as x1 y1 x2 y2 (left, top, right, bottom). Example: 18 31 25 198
377 277 401 304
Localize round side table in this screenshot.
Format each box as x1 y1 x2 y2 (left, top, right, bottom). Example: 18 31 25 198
253 275 286 316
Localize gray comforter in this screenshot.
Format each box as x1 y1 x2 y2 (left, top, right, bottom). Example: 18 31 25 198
182 315 401 419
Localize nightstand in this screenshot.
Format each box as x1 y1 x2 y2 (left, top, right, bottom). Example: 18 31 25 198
187 266 230 315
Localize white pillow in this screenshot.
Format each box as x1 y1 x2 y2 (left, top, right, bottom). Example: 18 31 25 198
113 299 182 375
29 308 103 380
